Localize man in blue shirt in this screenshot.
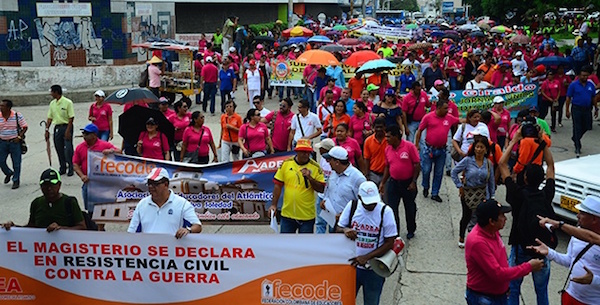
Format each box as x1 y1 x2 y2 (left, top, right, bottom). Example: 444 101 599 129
541 34 556 50
399 66 416 93
219 55 237 113
571 39 589 75
565 65 598 158
326 53 346 88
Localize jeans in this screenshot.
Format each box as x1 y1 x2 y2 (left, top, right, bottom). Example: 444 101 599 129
449 76 459 90
304 87 316 113
571 105 593 152
407 121 420 143
557 96 566 124
54 125 74 174
387 178 417 235
280 216 315 233
508 245 550 305
82 182 90 212
466 288 508 305
97 130 110 141
202 82 217 114
421 145 446 196
220 141 240 162
445 131 453 172
220 89 232 113
356 268 385 305
278 86 298 99
315 196 332 234
0 140 21 183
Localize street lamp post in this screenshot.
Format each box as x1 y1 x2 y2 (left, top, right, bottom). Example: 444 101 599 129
288 0 294 28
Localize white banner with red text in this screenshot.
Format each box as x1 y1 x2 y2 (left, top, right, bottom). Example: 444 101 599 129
0 228 356 304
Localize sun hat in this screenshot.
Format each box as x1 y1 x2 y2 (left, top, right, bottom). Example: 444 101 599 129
294 139 313 152
575 196 600 217
315 138 335 151
147 56 162 64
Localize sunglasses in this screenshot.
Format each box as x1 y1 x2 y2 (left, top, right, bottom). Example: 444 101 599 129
253 101 261 105
146 180 165 187
279 104 287 108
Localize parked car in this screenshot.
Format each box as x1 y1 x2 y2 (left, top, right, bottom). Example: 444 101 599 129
551 154 600 222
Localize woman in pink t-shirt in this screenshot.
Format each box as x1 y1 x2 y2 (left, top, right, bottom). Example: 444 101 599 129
238 109 273 158
540 71 561 132
489 98 511 148
349 102 375 146
88 91 113 141
137 117 170 161
180 111 218 164
333 123 364 168
168 100 192 161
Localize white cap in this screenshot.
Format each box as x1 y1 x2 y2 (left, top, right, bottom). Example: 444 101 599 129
323 146 348 161
493 96 505 104
94 90 105 97
294 48 301 52
205 56 213 62
291 44 297 48
575 196 600 217
229 46 236 52
359 181 381 205
515 51 523 56
315 138 335 151
146 167 170 181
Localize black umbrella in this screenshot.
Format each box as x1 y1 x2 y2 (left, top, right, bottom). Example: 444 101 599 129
119 106 175 145
387 57 405 63
442 33 461 41
470 31 486 38
254 36 275 43
105 88 159 105
320 44 345 53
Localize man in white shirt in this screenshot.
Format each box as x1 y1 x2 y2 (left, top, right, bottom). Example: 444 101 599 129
511 51 528 77
128 167 202 238
288 99 322 150
337 181 398 305
315 138 334 234
465 70 492 90
252 95 270 117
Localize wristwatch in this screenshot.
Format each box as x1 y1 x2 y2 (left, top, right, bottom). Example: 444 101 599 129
558 221 565 230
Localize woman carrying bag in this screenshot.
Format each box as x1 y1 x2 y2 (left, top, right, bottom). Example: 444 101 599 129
238 109 274 158
451 135 495 249
180 111 218 164
136 117 170 161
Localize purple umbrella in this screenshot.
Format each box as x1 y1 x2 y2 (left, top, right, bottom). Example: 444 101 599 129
326 30 342 37
444 30 460 36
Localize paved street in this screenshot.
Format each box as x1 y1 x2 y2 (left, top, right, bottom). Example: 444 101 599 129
2 89 599 304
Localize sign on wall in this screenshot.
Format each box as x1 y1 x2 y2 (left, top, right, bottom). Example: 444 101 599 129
36 3 92 17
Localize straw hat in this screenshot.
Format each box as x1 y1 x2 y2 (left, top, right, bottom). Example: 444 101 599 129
147 56 163 64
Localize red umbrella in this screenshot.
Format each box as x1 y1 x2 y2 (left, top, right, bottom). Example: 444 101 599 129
344 50 381 67
338 38 361 46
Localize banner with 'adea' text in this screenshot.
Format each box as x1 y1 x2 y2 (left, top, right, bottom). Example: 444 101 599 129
451 83 539 118
0 228 355 304
87 152 294 224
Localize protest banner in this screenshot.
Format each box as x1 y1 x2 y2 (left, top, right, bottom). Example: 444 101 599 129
450 83 539 117
0 228 355 304
348 24 421 41
87 152 295 224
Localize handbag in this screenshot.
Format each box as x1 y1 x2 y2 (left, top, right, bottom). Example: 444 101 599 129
15 112 27 154
463 159 490 210
226 116 240 155
450 123 466 162
183 127 205 163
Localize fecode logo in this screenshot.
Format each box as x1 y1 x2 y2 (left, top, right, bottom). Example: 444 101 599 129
232 155 288 174
261 279 342 303
99 158 157 175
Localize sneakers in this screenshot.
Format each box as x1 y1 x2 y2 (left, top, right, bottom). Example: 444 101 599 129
458 238 465 249
4 173 12 184
576 149 581 158
423 188 429 198
559 123 563 127
431 195 443 203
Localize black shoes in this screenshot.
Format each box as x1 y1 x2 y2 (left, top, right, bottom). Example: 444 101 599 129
423 188 429 198
431 195 443 203
11 181 19 189
4 173 12 184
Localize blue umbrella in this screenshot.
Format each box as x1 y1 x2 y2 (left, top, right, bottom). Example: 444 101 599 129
307 35 332 43
356 59 396 74
430 31 445 37
286 37 308 45
303 19 315 24
534 56 572 68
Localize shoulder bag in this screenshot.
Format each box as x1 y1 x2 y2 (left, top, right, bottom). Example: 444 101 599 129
226 116 240 155
15 112 27 154
183 127 205 163
450 123 466 162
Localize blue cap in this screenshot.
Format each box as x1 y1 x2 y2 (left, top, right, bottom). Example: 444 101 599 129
81 123 99 135
385 88 395 96
529 106 539 112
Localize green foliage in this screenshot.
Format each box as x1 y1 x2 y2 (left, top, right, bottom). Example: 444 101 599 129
248 22 288 35
390 0 420 12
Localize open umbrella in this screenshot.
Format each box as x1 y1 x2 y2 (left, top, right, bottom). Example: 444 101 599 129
405 23 418 30
444 30 460 36
105 88 159 105
442 33 461 41
490 25 511 34
286 37 308 45
325 30 342 37
332 24 348 31
476 20 491 31
356 59 396 74
458 24 480 32
282 26 313 37
358 35 378 43
118 106 175 146
319 44 345 53
510 34 530 44
307 35 332 43
338 38 361 46
254 36 275 43
296 50 340 66
345 50 381 67
470 31 486 38
430 31 445 38
534 56 572 68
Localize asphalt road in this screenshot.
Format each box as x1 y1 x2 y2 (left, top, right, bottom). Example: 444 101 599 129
2 89 599 305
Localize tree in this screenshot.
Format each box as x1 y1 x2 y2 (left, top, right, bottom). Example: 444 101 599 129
390 0 420 12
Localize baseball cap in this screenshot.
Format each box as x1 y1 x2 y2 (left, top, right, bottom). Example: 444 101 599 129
529 106 539 112
39 168 61 185
205 56 213 62
575 195 600 217
322 146 348 161
229 46 236 52
249 59 256 65
358 181 381 205
385 88 395 96
146 167 170 182
294 139 313 152
256 44 263 49
462 52 468 58
434 79 444 87
81 123 99 135
366 83 379 91
159 97 169 104
476 198 512 223
493 96 505 104
315 138 335 151
146 117 158 125
94 90 105 97
515 51 523 56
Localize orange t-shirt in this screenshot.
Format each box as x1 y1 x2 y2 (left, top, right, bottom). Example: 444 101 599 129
367 74 381 86
363 134 388 174
323 113 351 136
488 140 503 166
220 113 243 142
478 63 496 83
513 135 552 174
348 77 366 100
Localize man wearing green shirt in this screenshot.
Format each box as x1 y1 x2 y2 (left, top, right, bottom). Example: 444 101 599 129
377 40 394 58
45 85 75 176
222 15 238 56
212 28 223 52
529 106 551 137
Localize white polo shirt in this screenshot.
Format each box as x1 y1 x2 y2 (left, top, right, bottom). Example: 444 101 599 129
290 112 322 142
127 190 201 235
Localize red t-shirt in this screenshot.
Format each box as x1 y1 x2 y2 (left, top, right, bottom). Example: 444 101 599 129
491 70 511 87
541 79 561 100
201 63 219 83
265 111 294 151
239 122 269 152
182 126 213 156
384 140 420 181
169 113 192 141
88 103 112 131
401 91 430 122
418 112 460 147
138 132 170 160
73 140 118 175
349 114 374 145
334 137 362 166
319 86 342 103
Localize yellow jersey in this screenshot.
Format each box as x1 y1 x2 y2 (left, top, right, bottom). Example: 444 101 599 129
274 157 325 221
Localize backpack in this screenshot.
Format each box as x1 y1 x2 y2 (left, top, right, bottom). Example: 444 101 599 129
517 188 557 257
139 66 149 88
339 200 388 246
65 196 99 231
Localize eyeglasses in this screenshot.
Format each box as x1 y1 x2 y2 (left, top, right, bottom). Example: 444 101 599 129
279 104 287 108
253 113 261 117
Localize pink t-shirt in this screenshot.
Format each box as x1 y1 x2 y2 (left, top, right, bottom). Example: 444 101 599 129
239 122 269 152
491 70 511 87
148 64 161 88
319 86 342 103
138 132 170 160
541 79 560 100
418 112 460 147
490 108 510 136
554 74 568 97
265 111 294 151
169 113 192 141
349 114 374 145
88 102 112 131
73 140 118 175
430 101 459 118
401 91 430 122
384 140 420 181
334 137 362 166
183 126 213 156
303 65 319 85
161 108 176 120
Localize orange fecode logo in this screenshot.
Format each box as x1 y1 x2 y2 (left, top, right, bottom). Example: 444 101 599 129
99 158 157 175
262 279 342 302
